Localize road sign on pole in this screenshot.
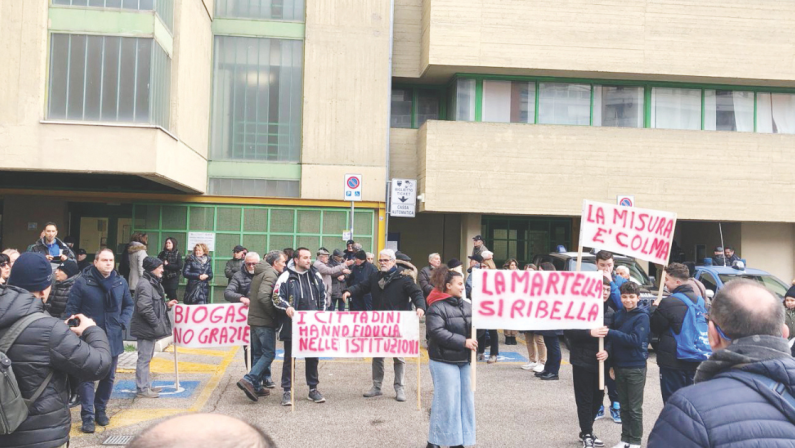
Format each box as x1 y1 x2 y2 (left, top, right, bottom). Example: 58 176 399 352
344 174 362 202
390 179 417 218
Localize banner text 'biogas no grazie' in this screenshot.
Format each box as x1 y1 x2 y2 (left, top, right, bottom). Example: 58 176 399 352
580 200 677 265
292 311 420 358
472 269 604 331
172 303 250 348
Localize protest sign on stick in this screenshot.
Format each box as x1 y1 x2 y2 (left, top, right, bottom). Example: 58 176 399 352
292 311 420 358
172 303 250 348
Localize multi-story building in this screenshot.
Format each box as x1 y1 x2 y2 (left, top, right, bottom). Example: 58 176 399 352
2 0 794 299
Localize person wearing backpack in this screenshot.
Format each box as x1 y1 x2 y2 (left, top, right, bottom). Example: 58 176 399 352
0 252 112 448
650 263 711 404
648 279 795 448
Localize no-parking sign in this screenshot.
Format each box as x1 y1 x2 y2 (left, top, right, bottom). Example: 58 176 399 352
617 195 634 207
344 174 362 202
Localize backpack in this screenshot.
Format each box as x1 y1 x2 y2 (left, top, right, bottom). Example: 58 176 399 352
0 313 54 435
670 292 712 362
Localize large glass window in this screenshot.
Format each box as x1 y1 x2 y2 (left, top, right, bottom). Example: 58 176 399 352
651 87 701 130
390 89 412 129
482 80 534 124
454 79 476 122
593 85 644 128
51 0 173 31
757 92 795 134
482 216 571 267
538 83 590 125
215 0 305 21
210 36 303 161
416 90 440 127
704 90 754 132
48 34 171 129
209 178 299 197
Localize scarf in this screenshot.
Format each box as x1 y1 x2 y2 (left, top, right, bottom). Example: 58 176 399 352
377 266 399 290
694 334 792 383
427 289 453 307
160 250 180 280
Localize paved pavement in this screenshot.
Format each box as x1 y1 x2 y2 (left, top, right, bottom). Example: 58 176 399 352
69 331 664 448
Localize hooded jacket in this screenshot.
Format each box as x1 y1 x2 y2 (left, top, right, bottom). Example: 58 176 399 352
650 283 704 371
65 266 134 357
47 274 79 319
29 237 76 262
248 260 280 328
396 259 418 284
272 265 326 340
648 337 795 448
126 242 148 290
224 268 254 303
0 285 112 448
606 306 650 368
130 271 171 340
345 265 426 313
426 290 472 365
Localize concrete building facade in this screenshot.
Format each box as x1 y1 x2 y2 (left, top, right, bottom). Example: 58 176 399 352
1 0 794 297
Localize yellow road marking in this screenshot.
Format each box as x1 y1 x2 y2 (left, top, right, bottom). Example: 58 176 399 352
164 346 229 357
117 357 220 375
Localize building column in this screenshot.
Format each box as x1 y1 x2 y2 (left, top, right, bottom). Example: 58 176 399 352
740 222 795 283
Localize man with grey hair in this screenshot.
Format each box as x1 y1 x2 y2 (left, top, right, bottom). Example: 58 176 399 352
225 252 260 306
366 252 375 265
648 279 795 447
418 252 441 298
342 248 426 402
237 250 287 401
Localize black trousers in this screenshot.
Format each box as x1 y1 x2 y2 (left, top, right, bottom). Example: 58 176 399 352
573 365 605 436
281 339 319 392
477 330 499 356
659 367 695 404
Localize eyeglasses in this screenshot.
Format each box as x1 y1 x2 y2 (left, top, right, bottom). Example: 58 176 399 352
378 259 391 263
245 262 258 267
714 323 732 342
0 262 8 268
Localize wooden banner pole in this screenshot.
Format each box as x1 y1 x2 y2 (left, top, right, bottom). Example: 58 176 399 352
417 337 421 411
470 322 477 392
173 344 180 390
291 356 295 412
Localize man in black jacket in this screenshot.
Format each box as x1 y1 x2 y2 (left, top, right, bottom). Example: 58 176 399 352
346 250 376 311
1 253 112 448
29 222 75 264
343 248 426 402
418 253 441 299
651 263 705 404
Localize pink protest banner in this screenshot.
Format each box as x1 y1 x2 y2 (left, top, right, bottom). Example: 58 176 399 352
471 269 604 331
580 200 677 265
291 311 420 358
172 303 250 348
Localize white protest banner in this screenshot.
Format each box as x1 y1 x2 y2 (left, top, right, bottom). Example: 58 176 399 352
291 311 420 358
172 303 250 348
580 200 677 265
471 269 604 331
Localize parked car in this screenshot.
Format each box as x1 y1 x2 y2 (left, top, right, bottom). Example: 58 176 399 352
695 264 790 300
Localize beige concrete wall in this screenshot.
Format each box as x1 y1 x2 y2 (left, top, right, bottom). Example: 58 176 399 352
420 0 795 84
740 222 795 284
300 164 385 203
301 0 391 200
1 196 69 252
393 0 422 78
419 120 795 222
389 128 419 179
0 0 208 193
389 213 460 264
172 0 213 158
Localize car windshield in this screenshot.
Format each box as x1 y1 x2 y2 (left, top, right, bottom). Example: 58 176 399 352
580 259 654 287
718 274 790 298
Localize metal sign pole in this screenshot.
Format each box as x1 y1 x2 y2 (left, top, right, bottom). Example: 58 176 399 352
350 201 355 240
385 181 391 250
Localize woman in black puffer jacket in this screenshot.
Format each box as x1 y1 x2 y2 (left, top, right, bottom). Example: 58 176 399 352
424 265 477 448
157 237 183 301
182 243 213 305
47 260 80 318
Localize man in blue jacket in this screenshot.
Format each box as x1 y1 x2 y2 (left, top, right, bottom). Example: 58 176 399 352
346 250 376 311
595 251 627 311
66 248 134 434
648 279 795 448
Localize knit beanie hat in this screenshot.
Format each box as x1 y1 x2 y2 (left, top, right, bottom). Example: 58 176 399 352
8 252 53 293
57 260 80 279
355 250 367 261
143 256 164 272
786 285 795 300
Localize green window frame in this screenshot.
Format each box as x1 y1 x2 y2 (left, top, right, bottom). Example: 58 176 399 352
132 203 376 303
449 73 795 134
390 85 447 129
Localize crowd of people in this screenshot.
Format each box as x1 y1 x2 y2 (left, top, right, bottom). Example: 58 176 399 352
1 223 794 448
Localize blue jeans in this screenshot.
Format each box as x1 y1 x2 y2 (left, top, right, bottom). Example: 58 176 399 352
80 355 118 421
428 360 476 446
543 335 562 375
244 326 276 391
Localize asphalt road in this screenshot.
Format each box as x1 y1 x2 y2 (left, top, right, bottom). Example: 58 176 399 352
70 332 664 448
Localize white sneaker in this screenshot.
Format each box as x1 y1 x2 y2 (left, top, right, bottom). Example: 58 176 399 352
610 443 629 448
629 445 641 448
533 363 545 373
521 362 538 370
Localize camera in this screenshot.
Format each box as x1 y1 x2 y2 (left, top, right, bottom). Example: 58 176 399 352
67 317 80 327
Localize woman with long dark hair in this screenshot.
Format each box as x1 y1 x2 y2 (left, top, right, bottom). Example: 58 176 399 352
425 265 477 448
182 243 213 304
158 237 183 301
